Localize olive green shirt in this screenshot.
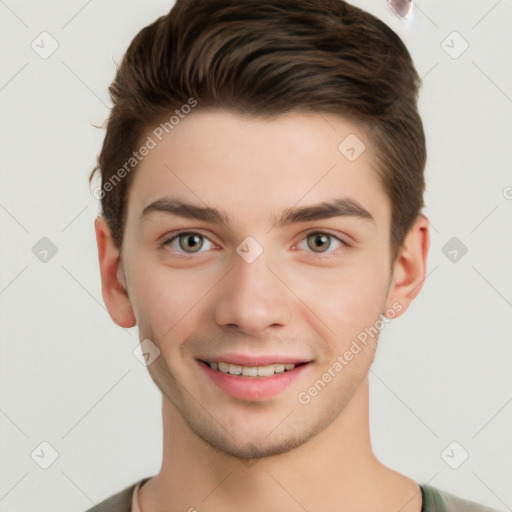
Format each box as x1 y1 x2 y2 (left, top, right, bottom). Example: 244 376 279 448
84 477 501 512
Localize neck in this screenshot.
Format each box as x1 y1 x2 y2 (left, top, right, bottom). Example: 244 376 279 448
139 377 422 512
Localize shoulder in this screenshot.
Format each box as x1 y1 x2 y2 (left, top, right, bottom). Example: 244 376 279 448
421 484 502 512
83 477 152 512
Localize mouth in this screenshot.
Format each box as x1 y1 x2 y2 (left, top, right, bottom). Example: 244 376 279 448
199 360 308 377
197 357 312 401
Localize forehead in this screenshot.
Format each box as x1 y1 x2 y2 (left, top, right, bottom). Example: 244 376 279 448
126 109 389 227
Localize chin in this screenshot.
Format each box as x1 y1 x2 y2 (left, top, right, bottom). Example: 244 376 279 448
197 428 310 461
181 404 335 462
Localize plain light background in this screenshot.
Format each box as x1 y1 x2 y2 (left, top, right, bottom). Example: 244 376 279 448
1 1 511 511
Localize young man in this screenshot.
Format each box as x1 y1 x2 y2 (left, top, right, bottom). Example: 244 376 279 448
88 0 499 511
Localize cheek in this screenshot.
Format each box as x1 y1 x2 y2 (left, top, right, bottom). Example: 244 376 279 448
288 259 389 343
127 265 199 329
127 263 222 360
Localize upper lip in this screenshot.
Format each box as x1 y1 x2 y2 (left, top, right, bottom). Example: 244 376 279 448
198 354 312 366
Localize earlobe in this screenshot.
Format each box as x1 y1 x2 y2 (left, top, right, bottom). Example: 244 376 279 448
384 215 430 317
94 216 136 328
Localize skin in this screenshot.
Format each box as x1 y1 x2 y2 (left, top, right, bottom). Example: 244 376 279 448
95 109 429 512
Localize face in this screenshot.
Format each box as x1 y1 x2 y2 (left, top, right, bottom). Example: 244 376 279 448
103 109 418 459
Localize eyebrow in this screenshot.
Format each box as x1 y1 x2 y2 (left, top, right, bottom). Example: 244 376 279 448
140 197 374 227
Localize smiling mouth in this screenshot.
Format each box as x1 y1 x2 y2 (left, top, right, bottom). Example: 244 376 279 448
199 360 309 377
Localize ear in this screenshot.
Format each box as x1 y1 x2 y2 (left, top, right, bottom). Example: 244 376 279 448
94 216 136 328
384 214 430 318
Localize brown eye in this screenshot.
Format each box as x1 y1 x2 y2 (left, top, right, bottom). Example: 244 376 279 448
162 232 214 254
306 233 332 253
178 233 204 252
296 231 347 257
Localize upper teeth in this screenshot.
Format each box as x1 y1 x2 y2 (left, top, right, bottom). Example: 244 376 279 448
209 361 296 376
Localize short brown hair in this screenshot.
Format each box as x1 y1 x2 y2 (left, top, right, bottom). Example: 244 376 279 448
91 0 426 257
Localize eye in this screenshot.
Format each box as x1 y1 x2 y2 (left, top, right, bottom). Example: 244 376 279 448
296 232 346 255
160 231 215 254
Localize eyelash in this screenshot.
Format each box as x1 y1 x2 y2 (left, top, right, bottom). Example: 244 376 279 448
159 230 348 260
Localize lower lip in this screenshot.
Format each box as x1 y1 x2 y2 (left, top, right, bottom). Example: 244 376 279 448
199 361 310 401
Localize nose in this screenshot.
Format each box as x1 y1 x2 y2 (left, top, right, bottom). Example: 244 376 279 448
214 251 292 336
